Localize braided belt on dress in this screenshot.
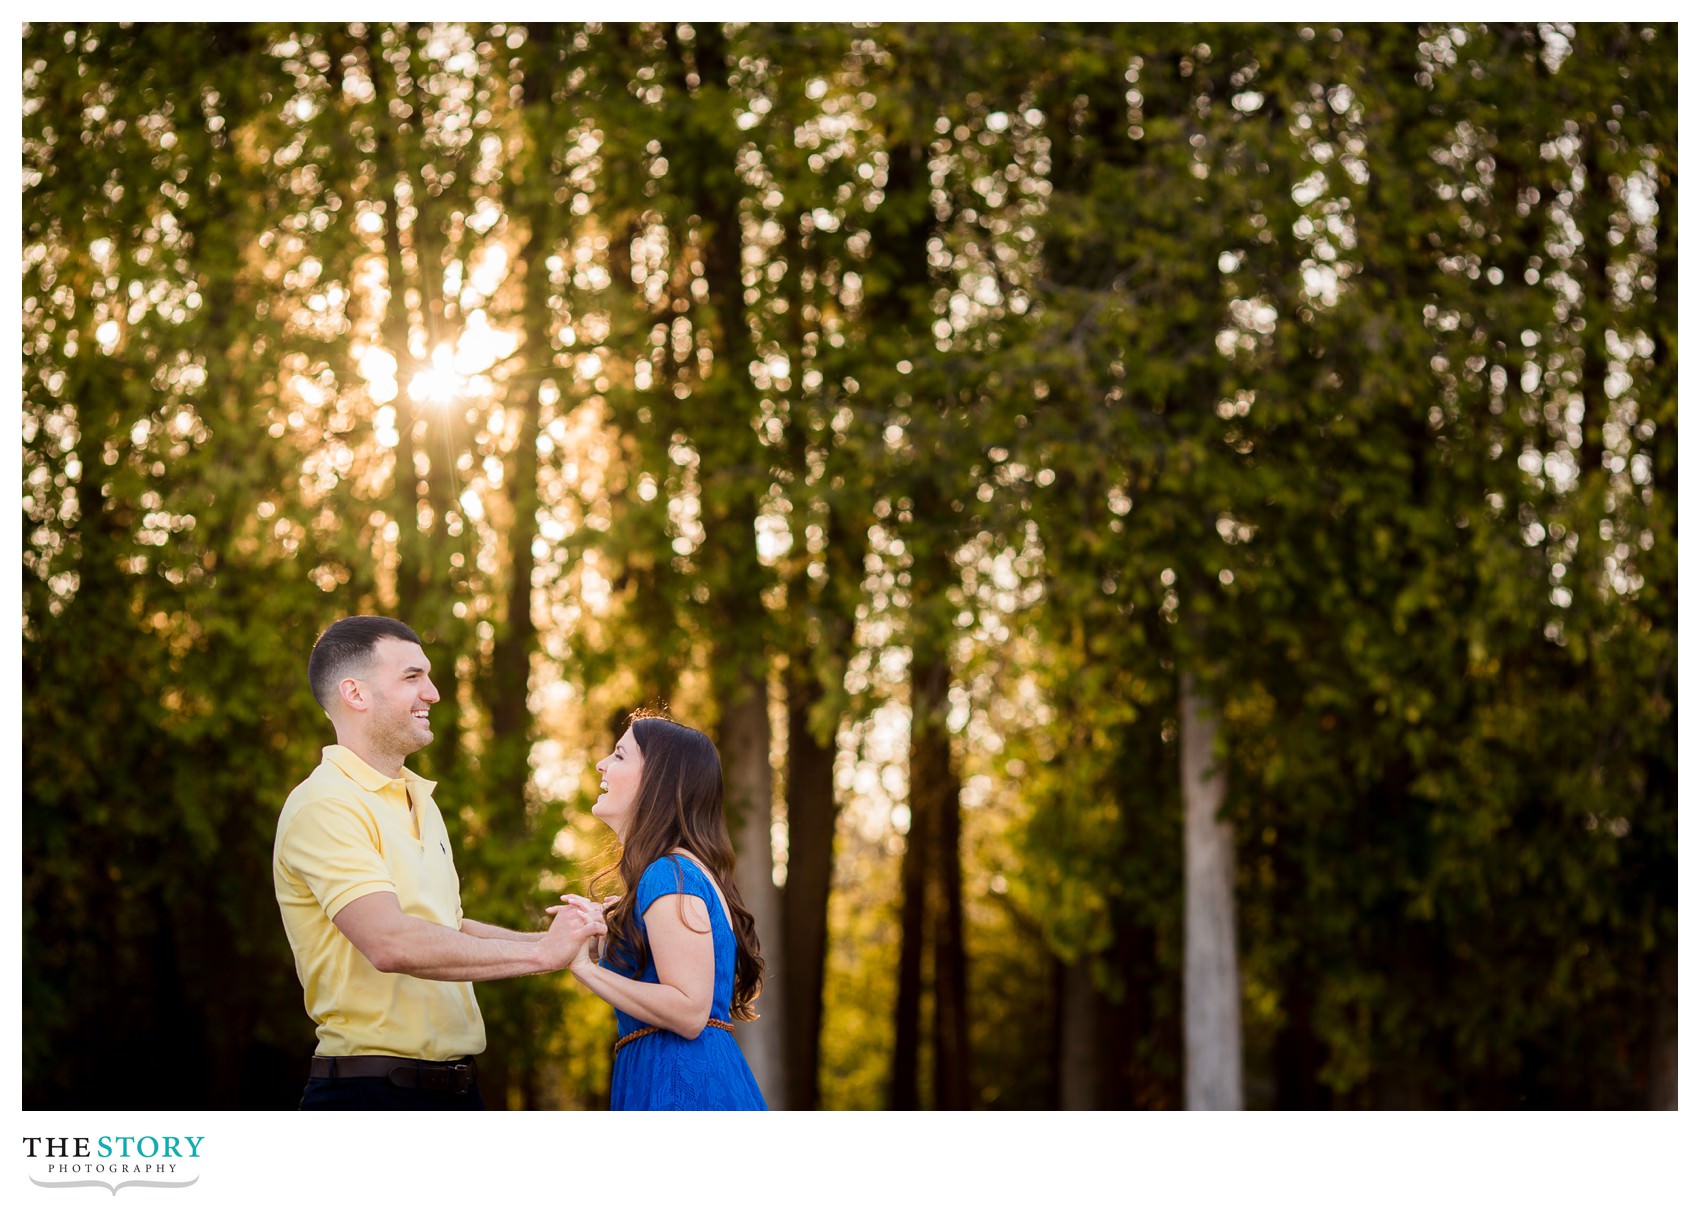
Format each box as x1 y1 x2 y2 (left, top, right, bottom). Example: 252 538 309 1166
614 1019 735 1053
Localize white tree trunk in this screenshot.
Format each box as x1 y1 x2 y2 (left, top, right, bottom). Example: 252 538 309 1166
1181 669 1243 1110
723 687 787 1108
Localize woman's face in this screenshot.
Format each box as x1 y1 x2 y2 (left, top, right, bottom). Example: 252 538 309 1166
593 726 644 840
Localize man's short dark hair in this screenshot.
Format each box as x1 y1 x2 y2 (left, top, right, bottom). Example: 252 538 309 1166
308 616 423 711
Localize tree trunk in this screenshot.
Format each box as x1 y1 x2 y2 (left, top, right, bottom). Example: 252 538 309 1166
720 673 786 1107
671 22 788 1108
1057 959 1109 1109
781 661 839 1110
891 760 929 1109
893 518 971 1109
1649 947 1677 1109
474 38 560 1111
915 648 971 1110
1181 668 1242 1109
366 29 426 618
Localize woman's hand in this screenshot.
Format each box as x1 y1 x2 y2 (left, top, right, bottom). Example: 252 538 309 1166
565 926 600 974
554 894 615 965
560 892 608 918
560 892 620 918
539 901 604 971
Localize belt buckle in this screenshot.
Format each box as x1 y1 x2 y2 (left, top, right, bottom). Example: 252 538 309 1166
396 1060 471 1095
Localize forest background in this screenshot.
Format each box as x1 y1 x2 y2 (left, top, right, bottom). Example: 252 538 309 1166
20 21 1677 1111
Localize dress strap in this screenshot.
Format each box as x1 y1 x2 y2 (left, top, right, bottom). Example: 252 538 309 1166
614 1018 735 1054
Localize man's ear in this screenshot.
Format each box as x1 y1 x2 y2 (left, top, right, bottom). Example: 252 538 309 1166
337 676 368 713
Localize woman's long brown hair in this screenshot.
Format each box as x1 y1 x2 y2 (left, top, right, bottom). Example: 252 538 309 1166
591 713 764 1021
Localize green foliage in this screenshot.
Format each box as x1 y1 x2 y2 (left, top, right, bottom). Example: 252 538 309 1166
22 21 1674 1109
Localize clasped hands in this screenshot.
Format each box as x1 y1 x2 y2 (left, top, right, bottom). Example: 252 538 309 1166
545 893 620 972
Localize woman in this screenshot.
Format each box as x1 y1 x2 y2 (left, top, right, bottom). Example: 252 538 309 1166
554 712 767 1110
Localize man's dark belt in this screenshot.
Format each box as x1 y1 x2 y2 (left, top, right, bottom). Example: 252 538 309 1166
309 1054 478 1095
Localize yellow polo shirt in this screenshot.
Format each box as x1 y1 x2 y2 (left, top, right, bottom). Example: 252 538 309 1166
273 745 486 1060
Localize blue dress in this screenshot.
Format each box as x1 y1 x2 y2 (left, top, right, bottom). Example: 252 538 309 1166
604 855 767 1110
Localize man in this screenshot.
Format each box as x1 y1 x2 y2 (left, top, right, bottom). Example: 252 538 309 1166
274 615 600 1109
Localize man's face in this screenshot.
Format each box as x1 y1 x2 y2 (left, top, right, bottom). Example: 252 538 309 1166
357 637 440 757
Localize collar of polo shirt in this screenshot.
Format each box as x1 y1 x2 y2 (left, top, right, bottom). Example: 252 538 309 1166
322 744 439 798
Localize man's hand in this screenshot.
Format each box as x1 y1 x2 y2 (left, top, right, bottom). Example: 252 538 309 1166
540 900 604 971
556 893 614 965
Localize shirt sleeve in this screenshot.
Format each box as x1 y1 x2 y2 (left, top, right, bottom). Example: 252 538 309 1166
635 856 708 918
277 797 397 921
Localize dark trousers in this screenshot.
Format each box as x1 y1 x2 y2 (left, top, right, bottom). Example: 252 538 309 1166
299 1075 485 1111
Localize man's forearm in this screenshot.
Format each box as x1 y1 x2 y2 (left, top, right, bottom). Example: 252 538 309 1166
460 917 544 944
391 918 556 980
333 891 594 981
372 915 562 981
